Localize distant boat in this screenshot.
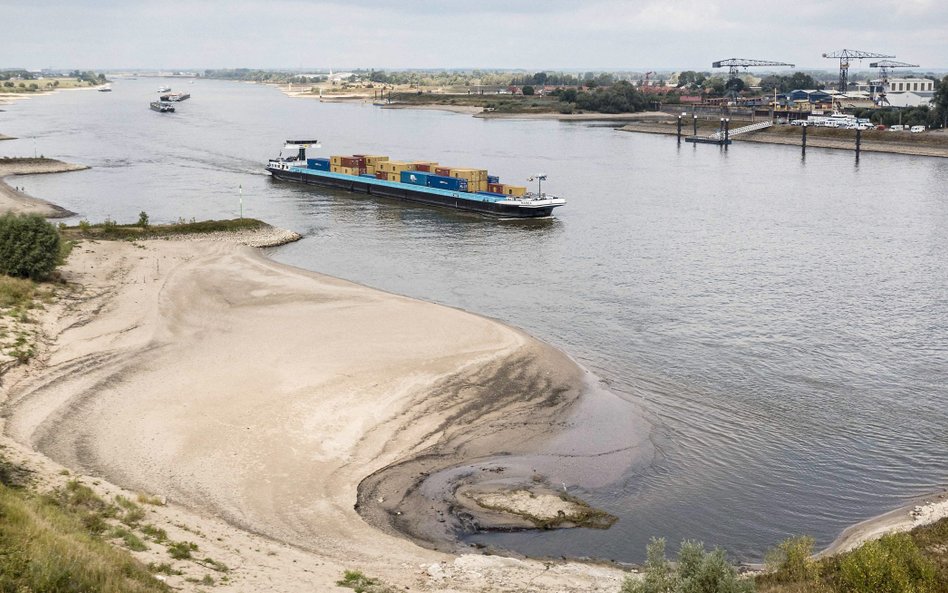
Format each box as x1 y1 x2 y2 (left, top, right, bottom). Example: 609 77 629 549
150 101 175 113
98 84 112 92
157 86 171 93
159 92 190 102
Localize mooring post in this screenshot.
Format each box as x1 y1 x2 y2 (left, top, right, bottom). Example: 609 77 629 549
677 114 683 142
855 127 862 160
802 122 808 156
724 118 730 147
693 114 698 136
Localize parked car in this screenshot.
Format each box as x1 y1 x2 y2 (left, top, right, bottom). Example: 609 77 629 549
910 125 925 133
889 125 905 132
876 125 887 131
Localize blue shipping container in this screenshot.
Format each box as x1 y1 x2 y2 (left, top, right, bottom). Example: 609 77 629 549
400 171 431 186
487 175 500 184
307 158 331 171
427 175 468 191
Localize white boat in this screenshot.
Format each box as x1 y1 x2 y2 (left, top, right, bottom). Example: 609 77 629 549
98 84 112 93
157 86 171 93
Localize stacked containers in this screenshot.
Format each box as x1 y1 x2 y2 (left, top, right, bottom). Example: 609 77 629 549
449 168 489 193
377 160 412 182
487 183 526 197
407 161 438 172
358 155 389 175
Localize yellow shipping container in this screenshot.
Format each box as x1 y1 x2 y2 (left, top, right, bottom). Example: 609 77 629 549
504 185 526 197
387 172 400 182
379 161 411 173
365 165 376 175
332 166 359 176
330 156 348 166
362 155 389 165
468 180 487 193
450 168 488 181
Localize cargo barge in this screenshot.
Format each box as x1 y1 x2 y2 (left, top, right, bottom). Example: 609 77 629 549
150 101 175 113
266 141 565 218
159 92 190 102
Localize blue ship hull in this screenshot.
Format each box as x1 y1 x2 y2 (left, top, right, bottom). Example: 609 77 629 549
267 165 559 218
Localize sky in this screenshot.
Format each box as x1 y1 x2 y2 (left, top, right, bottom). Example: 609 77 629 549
3 0 947 72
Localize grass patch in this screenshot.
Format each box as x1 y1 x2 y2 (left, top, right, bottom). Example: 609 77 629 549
112 526 148 552
137 492 165 506
61 217 267 241
147 562 182 576
197 557 229 573
141 523 168 543
0 482 169 593
337 569 396 593
167 540 198 560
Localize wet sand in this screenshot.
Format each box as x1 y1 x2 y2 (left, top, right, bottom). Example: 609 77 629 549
0 158 88 217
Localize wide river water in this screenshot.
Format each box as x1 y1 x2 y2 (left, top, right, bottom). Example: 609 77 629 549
2 79 946 563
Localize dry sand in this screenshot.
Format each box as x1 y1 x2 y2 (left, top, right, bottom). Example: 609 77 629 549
821 491 948 556
0 158 88 217
1 236 629 592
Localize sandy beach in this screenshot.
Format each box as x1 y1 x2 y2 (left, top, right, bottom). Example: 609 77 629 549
0 231 630 591
0 158 88 217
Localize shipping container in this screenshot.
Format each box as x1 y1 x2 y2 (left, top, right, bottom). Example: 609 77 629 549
450 168 488 181
330 155 348 166
378 161 412 173
414 164 431 172
428 175 468 191
487 175 500 184
375 171 388 180
504 185 526 197
434 167 453 176
488 183 505 193
307 158 331 171
340 157 362 168
387 172 400 182
400 171 432 186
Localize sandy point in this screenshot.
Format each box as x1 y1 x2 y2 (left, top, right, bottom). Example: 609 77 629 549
0 237 629 592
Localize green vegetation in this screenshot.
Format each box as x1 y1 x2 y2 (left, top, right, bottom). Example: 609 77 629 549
758 521 948 593
337 569 396 593
0 69 106 92
0 478 168 592
621 538 753 593
571 81 649 114
0 213 62 280
62 216 266 241
167 540 198 560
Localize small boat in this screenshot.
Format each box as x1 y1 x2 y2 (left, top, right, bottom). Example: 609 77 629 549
150 101 175 113
98 84 112 92
157 86 171 93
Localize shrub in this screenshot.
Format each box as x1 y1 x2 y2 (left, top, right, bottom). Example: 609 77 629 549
835 533 937 593
138 211 149 229
622 538 752 593
765 535 818 583
0 213 62 280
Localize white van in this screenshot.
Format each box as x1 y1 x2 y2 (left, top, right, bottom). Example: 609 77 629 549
910 125 925 133
889 125 905 132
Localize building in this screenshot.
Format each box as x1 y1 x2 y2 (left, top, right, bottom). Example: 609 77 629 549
885 91 935 108
886 78 935 93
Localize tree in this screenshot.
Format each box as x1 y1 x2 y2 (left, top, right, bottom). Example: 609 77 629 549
933 75 948 129
725 78 745 93
522 85 535 96
0 213 62 280
622 538 753 593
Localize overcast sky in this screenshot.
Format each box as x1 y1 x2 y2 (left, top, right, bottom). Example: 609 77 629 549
3 0 946 71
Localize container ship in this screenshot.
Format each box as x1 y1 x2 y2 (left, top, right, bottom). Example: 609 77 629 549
159 92 190 102
149 101 174 113
266 141 565 218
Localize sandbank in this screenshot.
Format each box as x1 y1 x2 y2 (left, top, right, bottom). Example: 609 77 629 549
0 158 88 217
1 232 631 592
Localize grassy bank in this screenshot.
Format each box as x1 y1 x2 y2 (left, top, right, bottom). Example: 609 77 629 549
387 92 563 114
61 217 267 241
0 465 169 593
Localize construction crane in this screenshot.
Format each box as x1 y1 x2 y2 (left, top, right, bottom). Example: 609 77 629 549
822 49 894 93
711 58 795 80
642 71 655 87
869 59 920 105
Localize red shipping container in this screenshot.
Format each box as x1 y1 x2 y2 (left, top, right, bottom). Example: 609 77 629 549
375 171 388 180
415 164 431 172
340 157 361 168
488 183 504 193
434 167 452 176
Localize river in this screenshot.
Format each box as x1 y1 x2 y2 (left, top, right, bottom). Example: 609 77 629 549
2 78 946 562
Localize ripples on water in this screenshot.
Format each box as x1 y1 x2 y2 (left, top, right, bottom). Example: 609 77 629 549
2 79 946 562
